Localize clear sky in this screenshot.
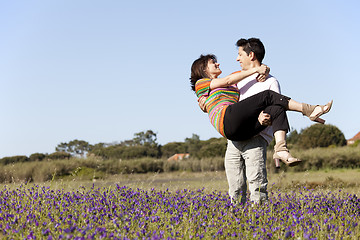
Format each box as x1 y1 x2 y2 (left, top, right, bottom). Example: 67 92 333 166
1 0 359 158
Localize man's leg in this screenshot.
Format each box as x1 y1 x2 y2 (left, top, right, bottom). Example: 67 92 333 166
224 140 247 204
242 135 268 203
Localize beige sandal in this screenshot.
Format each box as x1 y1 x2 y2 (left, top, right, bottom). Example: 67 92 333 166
302 100 333 124
273 140 302 168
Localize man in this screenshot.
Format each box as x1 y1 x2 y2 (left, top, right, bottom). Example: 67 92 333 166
199 38 280 204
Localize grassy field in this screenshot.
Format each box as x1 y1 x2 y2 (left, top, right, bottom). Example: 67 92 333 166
1 169 359 239
4 168 359 196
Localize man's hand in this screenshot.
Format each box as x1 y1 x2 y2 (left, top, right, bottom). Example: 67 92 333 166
258 111 272 126
256 64 270 82
198 96 207 113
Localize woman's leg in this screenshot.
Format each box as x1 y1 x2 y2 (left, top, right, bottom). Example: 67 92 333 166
223 90 290 141
223 90 332 141
287 99 333 124
263 105 301 167
250 89 332 123
273 130 301 167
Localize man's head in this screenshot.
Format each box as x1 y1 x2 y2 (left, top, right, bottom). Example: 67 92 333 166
236 38 265 70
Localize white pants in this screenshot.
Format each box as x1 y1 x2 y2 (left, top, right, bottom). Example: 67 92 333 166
224 135 268 204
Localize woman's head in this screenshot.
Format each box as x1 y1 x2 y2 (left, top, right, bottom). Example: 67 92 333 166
190 54 220 91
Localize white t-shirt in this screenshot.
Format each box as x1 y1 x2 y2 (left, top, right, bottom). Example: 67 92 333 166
236 74 281 144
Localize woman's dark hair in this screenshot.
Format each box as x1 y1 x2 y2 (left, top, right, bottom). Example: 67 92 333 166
236 38 265 63
190 54 217 92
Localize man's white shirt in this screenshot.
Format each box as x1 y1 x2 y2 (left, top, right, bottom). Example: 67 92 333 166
236 74 281 144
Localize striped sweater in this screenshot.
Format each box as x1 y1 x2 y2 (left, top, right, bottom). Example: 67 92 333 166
195 78 239 137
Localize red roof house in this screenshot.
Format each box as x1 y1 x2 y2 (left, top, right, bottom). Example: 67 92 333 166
347 131 360 145
167 153 190 162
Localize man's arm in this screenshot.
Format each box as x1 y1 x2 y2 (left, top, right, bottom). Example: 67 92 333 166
258 111 271 126
210 65 268 90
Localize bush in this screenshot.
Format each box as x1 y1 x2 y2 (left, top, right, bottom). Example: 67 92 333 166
0 155 29 165
116 158 164 174
267 146 360 172
297 124 346 149
198 138 227 158
161 142 187 158
29 153 46 162
164 157 224 173
48 152 71 160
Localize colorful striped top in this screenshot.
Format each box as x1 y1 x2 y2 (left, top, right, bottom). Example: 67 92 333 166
195 78 240 137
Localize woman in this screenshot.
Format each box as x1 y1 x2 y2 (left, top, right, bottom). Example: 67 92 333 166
190 54 332 167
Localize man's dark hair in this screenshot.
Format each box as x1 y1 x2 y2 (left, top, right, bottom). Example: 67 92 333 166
236 38 265 63
190 54 217 92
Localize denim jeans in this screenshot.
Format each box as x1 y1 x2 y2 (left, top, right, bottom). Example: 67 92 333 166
224 135 268 204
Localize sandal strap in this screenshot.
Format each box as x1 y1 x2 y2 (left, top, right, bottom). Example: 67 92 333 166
302 103 317 117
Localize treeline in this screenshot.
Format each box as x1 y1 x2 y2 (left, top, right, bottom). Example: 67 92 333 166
1 147 360 184
0 124 359 183
0 152 71 165
0 130 228 165
0 124 355 166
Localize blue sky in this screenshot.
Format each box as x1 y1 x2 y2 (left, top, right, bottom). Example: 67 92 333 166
1 0 359 158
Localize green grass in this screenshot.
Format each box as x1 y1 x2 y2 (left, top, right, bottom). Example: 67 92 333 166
2 169 359 196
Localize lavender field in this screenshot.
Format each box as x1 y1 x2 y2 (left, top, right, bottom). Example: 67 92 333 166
1 174 360 239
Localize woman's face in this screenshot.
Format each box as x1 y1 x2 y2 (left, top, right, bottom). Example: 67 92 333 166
205 59 222 78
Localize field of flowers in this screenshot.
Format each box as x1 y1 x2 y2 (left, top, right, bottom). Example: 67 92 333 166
0 184 359 239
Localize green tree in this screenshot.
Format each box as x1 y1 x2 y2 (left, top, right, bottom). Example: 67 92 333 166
0 155 28 165
56 139 93 157
29 153 46 161
297 124 346 149
287 129 300 147
133 130 158 147
185 134 203 158
89 130 161 159
198 137 227 158
131 130 160 158
161 142 187 158
48 152 71 160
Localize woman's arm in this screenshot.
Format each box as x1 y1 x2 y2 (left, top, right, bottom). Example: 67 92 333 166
209 65 268 90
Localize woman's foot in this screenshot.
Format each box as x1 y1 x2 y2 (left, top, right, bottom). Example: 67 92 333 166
273 151 301 168
302 100 333 124
273 140 302 168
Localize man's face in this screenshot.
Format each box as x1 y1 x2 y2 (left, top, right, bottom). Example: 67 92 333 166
236 47 252 70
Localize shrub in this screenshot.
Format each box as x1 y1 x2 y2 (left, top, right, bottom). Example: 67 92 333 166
48 152 71 160
198 138 227 158
29 153 46 162
0 155 29 165
164 157 224 173
117 158 164 174
267 146 360 172
297 124 346 149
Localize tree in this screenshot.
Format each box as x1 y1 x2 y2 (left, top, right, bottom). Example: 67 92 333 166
297 124 346 149
131 130 160 158
160 142 187 158
198 137 227 158
0 155 28 165
87 130 161 160
29 153 46 161
185 134 203 158
48 152 71 160
133 130 158 147
287 129 300 147
56 139 93 157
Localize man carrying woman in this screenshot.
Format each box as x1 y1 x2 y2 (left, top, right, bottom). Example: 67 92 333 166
192 38 332 204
